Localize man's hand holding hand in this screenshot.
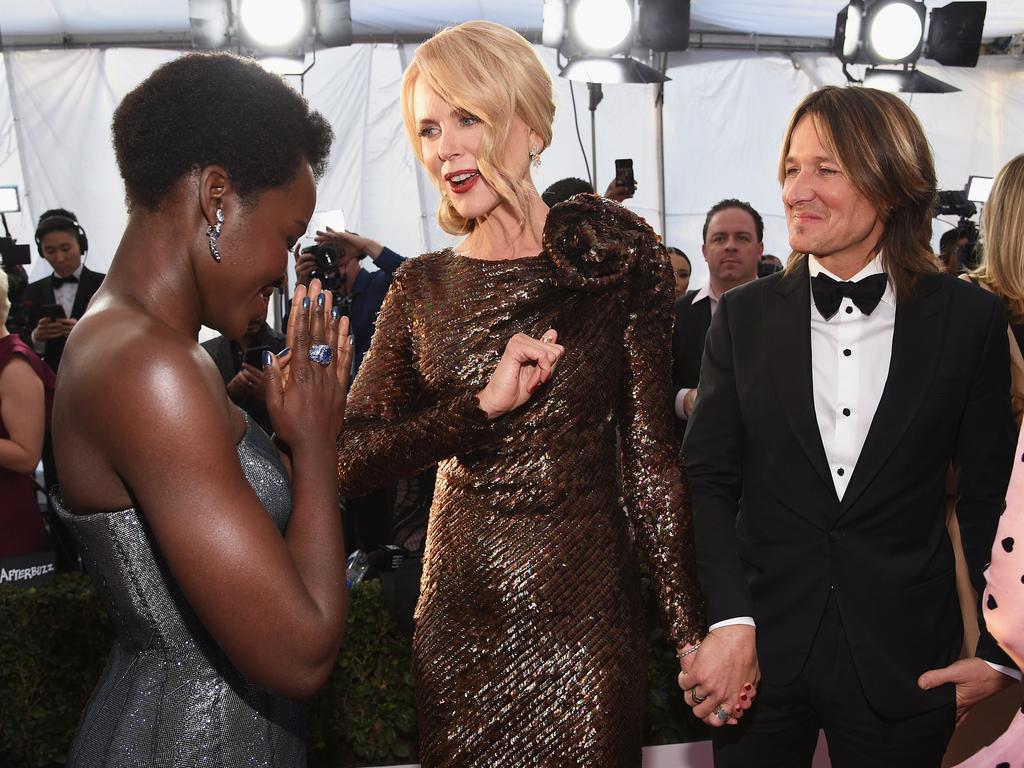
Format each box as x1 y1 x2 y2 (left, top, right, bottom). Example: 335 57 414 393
918 657 1016 725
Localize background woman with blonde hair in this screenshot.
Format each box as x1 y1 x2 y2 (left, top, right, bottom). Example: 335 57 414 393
336 20 723 766
953 153 1024 766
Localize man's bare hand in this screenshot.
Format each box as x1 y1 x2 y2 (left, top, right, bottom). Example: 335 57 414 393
679 625 759 727
918 657 1016 725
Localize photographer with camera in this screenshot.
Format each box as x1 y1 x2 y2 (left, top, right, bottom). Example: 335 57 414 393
294 228 404 379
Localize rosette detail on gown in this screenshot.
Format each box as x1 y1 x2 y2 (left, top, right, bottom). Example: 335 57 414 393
339 194 704 767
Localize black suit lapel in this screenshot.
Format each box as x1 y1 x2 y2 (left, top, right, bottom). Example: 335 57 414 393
70 268 99 319
839 274 946 514
768 264 835 495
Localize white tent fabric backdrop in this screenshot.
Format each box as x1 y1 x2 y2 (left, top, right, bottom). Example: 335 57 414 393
0 44 1022 291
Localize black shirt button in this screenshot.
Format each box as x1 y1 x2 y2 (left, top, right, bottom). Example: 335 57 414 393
842 408 851 416
837 467 845 476
845 306 854 314
843 348 852 357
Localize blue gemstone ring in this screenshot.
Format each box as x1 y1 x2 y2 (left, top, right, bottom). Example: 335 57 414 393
308 343 333 367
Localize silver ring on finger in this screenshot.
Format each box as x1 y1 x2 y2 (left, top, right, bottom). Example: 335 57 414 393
714 706 731 722
308 343 333 367
690 685 707 705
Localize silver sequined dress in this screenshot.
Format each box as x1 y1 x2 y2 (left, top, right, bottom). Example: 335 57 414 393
55 413 305 767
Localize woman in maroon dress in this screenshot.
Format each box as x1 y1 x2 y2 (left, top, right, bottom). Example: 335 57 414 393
0 269 54 557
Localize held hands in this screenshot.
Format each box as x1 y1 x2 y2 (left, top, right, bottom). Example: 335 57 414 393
476 329 565 419
264 279 353 450
918 657 1015 726
678 625 760 727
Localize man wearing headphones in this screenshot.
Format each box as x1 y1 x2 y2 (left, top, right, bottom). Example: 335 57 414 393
26 208 105 373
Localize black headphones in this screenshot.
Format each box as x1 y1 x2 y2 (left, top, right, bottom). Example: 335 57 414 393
34 213 89 257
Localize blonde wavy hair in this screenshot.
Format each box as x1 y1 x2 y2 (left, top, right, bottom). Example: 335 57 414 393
400 20 555 236
971 154 1024 324
780 86 939 299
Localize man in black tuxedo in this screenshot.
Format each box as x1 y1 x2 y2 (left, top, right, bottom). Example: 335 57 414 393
679 86 1019 766
26 208 104 374
26 208 104 498
672 199 763 435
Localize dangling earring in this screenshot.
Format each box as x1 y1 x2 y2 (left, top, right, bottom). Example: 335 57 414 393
207 201 224 263
529 144 541 168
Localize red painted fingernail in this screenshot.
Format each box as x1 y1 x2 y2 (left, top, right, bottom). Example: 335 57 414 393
740 693 748 701
743 683 753 691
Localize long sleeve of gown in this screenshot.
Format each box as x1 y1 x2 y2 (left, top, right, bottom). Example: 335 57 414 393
618 239 706 649
337 262 496 499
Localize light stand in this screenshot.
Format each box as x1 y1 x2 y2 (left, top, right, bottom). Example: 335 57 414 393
588 82 604 190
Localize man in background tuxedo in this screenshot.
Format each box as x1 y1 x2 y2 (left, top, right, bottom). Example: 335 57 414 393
672 199 762 435
26 208 104 498
27 208 105 374
680 86 1018 766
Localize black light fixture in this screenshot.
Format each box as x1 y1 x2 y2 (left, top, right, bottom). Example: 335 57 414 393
834 1 986 93
834 0 927 66
189 0 351 53
926 1 987 66
544 0 688 84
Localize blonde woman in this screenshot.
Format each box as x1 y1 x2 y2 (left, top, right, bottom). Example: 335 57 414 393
336 20 728 766
953 154 1024 767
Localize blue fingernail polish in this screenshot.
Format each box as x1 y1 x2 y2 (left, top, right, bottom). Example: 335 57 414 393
302 296 310 310
317 292 325 307
277 346 291 357
262 350 273 369
331 305 340 321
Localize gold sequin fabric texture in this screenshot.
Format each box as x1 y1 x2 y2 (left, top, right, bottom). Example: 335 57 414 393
338 194 704 766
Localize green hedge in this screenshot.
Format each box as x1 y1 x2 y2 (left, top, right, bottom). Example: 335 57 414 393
0 574 706 767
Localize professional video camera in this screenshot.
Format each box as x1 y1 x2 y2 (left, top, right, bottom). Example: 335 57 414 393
1 186 33 337
935 176 992 272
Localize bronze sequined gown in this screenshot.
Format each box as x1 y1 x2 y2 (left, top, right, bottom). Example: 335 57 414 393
338 195 704 766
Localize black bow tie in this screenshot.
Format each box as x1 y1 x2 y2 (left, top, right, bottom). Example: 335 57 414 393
812 273 887 320
51 274 79 289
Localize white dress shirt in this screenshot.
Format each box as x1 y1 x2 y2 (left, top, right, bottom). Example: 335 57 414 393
674 284 720 419
808 254 894 500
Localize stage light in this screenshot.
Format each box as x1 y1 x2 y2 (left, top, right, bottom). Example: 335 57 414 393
926 1 987 66
834 1 926 66
568 0 635 55
868 2 925 61
560 55 668 83
863 66 960 92
239 0 308 50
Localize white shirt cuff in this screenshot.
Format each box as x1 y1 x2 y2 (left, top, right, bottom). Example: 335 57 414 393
983 660 1022 681
675 388 692 420
708 617 756 631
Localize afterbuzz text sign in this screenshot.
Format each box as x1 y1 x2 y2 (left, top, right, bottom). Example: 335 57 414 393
0 551 56 587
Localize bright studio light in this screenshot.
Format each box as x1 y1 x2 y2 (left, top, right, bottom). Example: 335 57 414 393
239 0 308 49
868 2 924 61
570 0 634 54
842 5 862 58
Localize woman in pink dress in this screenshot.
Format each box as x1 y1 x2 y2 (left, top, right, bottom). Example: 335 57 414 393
955 154 1024 766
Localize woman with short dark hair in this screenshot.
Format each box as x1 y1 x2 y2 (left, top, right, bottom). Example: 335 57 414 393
53 53 350 766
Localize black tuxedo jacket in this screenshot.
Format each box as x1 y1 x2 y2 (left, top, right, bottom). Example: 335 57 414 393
671 290 712 435
26 266 105 372
682 262 1015 719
